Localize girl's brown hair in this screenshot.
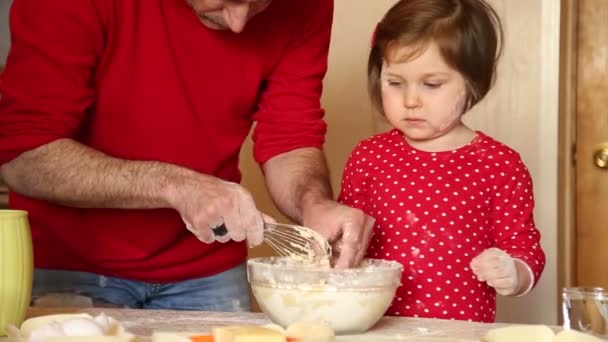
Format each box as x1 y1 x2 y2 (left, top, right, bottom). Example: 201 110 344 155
368 0 503 115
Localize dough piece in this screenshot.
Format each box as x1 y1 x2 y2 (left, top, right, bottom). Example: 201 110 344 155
9 313 135 342
152 332 208 342
19 314 92 338
482 325 555 342
41 338 136 342
554 330 604 342
286 322 334 342
213 326 286 342
153 323 334 342
263 324 286 334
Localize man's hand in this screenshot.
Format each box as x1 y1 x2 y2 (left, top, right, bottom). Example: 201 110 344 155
168 174 266 247
0 139 269 246
303 200 374 269
261 148 373 267
470 247 532 296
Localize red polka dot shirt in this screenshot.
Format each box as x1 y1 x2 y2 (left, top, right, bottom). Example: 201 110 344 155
338 129 546 323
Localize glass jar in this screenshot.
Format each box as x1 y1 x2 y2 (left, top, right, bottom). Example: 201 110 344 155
562 287 608 338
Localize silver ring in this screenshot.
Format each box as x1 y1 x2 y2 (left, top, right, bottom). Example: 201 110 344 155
211 223 228 237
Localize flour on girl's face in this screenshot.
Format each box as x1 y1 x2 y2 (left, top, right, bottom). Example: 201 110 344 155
437 88 467 132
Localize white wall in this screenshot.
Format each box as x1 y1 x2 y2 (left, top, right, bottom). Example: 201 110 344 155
0 0 11 202
0 0 10 66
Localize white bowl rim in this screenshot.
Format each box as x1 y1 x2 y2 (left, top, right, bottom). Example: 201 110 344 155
247 257 403 273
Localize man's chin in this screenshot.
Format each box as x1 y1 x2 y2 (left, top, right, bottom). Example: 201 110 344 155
199 17 228 30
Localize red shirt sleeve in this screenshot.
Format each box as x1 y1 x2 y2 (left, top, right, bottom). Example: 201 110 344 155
251 0 332 164
491 156 546 287
0 0 103 164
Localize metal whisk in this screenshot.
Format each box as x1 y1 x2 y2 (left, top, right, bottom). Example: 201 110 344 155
211 222 332 262
262 222 332 262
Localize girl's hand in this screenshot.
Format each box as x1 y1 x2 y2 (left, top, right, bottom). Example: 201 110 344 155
470 248 533 296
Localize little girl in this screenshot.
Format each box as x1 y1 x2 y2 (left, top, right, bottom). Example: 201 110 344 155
338 0 545 323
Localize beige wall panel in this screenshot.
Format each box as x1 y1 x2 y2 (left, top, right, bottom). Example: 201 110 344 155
321 0 398 192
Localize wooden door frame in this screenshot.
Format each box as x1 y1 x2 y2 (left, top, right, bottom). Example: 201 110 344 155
558 0 576 312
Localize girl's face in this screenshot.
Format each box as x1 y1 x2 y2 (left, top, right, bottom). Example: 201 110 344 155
381 41 470 150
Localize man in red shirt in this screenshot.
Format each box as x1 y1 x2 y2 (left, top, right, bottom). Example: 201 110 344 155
0 0 374 311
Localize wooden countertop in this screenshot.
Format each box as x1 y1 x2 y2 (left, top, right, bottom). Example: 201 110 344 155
12 307 518 341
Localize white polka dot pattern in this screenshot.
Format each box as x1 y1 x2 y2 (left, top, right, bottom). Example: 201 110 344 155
338 130 545 323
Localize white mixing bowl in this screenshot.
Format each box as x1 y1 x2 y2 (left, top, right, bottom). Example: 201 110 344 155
247 257 403 334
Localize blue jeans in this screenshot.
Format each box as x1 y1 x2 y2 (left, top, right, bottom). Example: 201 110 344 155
31 263 251 311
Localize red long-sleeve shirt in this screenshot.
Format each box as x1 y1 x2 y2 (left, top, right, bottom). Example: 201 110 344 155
339 130 545 322
0 0 332 282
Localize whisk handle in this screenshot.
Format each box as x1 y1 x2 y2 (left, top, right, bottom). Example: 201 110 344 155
211 224 228 237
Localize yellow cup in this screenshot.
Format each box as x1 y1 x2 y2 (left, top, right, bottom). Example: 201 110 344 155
0 210 33 336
